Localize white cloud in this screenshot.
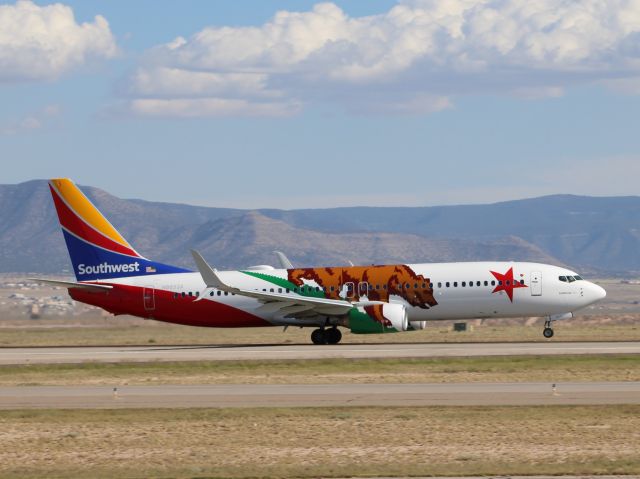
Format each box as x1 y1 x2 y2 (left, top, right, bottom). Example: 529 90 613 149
122 0 640 117
130 98 301 118
0 0 116 82
0 104 61 135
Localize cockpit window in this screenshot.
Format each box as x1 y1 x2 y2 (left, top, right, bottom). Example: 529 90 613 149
560 275 584 282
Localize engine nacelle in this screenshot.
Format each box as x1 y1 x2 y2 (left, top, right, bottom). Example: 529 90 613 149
409 320 427 330
346 303 409 334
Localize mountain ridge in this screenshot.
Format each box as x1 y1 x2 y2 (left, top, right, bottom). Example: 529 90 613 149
1 180 638 275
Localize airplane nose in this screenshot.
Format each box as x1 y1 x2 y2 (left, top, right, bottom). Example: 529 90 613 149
588 282 606 302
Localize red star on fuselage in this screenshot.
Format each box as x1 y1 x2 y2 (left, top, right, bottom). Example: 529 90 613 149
490 267 527 302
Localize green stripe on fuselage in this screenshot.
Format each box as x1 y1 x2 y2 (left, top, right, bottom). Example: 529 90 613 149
241 271 326 298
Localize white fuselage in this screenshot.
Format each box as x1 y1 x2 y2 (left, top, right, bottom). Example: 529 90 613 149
102 261 606 326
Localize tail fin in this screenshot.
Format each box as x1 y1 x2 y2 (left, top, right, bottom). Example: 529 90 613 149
48 178 189 281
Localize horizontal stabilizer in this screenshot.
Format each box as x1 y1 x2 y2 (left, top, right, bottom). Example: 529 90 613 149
28 278 113 292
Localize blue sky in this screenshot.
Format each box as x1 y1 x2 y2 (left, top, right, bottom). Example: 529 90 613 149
1 0 639 208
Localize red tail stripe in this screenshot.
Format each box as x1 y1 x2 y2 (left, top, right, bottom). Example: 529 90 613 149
49 185 140 258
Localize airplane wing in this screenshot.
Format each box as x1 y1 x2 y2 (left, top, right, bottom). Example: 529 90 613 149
274 251 294 269
28 278 113 292
190 250 373 317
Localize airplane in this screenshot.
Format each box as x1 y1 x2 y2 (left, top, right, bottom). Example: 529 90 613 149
32 178 607 345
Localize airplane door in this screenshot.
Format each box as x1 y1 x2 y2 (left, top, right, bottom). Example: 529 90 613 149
530 272 542 296
143 287 155 310
358 281 369 299
344 282 355 299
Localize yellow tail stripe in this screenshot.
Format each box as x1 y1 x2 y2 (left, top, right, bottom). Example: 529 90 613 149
49 178 132 249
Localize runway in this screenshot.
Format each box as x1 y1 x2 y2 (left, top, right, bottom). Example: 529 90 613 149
0 341 639 365
1 381 638 409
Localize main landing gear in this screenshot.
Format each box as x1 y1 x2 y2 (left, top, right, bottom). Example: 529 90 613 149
311 327 342 345
543 319 554 339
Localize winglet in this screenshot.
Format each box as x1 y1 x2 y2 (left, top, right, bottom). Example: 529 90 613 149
274 251 294 269
190 250 230 290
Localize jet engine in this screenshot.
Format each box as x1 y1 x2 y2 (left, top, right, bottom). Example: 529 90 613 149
347 303 409 334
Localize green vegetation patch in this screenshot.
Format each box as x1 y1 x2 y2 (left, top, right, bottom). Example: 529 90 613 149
1 354 639 386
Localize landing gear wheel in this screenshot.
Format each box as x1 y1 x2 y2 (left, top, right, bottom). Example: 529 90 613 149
326 327 342 345
311 328 327 345
543 327 554 338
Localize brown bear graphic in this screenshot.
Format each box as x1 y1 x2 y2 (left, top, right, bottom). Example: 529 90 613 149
287 264 438 309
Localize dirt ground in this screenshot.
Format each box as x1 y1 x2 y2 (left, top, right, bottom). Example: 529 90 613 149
1 405 638 478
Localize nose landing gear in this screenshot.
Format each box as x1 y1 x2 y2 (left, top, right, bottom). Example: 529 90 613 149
543 319 554 338
310 327 342 345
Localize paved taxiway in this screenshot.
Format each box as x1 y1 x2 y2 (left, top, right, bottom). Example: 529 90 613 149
1 381 638 409
1 341 639 365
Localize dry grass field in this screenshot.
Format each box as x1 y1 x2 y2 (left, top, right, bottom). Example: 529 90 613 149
1 277 638 478
0 354 638 387
1 405 639 478
1 316 640 347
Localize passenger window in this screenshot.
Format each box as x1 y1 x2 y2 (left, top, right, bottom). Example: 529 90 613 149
270 288 274 292
438 282 442 288
453 282 458 287
330 286 335 292
286 289 290 293
520 280 524 285
224 291 228 296
217 291 221 296
429 283 433 289
414 283 419 289
505 280 510 286
469 281 473 287
406 283 411 289
209 291 213 297
498 281 503 286
375 285 380 290
188 292 192 296
462 282 466 287
477 281 481 286
446 282 450 287
484 281 488 286
383 284 387 290
491 280 496 286
278 288 282 293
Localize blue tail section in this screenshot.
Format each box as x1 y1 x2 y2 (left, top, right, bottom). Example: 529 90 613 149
62 230 190 281
49 178 190 281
